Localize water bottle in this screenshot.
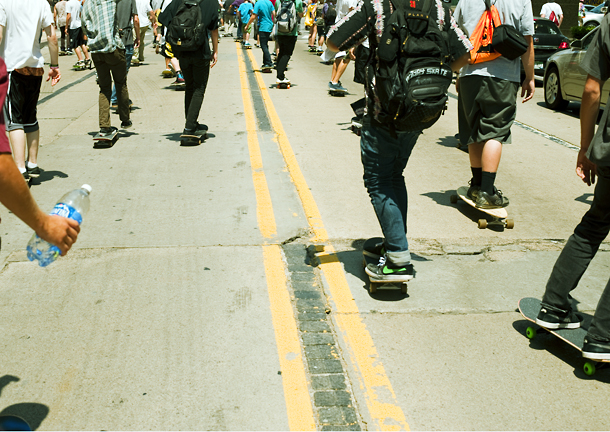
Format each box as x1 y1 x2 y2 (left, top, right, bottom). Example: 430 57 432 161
26 184 92 267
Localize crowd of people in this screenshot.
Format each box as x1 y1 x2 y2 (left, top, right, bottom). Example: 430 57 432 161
2 0 610 364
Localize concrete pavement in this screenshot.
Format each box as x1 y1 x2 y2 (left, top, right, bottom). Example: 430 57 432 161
1 29 609 430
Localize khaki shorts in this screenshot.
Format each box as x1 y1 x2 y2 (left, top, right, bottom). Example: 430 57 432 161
458 75 519 145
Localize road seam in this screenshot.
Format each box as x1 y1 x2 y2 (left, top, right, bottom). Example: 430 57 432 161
245 47 410 431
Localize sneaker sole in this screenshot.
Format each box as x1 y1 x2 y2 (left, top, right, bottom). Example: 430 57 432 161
535 318 581 330
26 172 41 178
365 266 413 282
582 351 610 360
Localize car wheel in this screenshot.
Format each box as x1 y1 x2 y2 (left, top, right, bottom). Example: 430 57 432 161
544 66 569 111
583 21 599 28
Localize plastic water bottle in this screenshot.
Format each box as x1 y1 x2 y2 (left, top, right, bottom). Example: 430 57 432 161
26 184 92 267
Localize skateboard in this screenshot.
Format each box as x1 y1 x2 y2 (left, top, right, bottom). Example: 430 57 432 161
362 237 408 294
93 127 118 146
261 66 273 73
161 69 175 78
180 132 206 145
450 186 514 229
329 88 347 97
277 82 290 89
242 44 252 49
73 64 87 71
308 46 317 52
170 81 186 90
518 297 610 376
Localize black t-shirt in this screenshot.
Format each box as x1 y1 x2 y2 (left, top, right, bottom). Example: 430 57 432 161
159 0 219 59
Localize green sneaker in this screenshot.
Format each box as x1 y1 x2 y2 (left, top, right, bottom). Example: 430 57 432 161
365 256 414 282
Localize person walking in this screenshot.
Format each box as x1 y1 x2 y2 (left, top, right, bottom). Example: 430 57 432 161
536 14 610 360
134 0 153 64
326 0 471 282
110 0 140 108
246 0 275 69
0 0 61 180
54 0 69 54
454 0 535 209
326 0 357 94
159 0 219 137
82 0 133 137
540 1 563 27
237 0 254 47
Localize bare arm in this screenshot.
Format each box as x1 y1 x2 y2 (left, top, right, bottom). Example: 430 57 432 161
0 154 80 255
66 12 71 33
133 13 140 48
0 24 3 45
558 14 563 27
577 75 604 185
210 28 219 68
44 24 61 85
520 35 535 102
451 53 470 72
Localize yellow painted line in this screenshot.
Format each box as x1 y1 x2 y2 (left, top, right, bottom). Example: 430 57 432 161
237 43 316 431
236 44 277 239
247 49 410 431
263 244 317 431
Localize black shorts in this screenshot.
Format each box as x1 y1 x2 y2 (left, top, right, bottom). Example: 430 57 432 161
316 24 327 36
3 71 43 133
69 27 85 49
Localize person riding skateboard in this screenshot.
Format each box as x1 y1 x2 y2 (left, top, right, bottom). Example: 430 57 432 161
536 13 610 360
326 0 472 283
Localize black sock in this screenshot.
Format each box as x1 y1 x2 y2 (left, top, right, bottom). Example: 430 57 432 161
470 167 482 186
481 171 496 195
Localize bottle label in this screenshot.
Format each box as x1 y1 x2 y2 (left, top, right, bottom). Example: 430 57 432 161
50 203 83 225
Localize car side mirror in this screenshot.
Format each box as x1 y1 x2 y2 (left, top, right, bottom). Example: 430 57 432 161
602 6 608 13
571 39 583 50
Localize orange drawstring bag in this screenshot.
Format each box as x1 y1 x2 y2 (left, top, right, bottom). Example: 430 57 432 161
469 1 502 64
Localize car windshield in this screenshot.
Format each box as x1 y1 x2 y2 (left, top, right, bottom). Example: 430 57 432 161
591 3 605 13
535 20 560 35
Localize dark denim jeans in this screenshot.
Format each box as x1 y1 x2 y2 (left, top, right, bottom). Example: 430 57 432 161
111 44 133 105
276 35 297 81
179 55 211 131
259 31 272 67
542 165 610 343
360 119 420 265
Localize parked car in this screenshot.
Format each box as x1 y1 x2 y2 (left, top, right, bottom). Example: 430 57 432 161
530 18 570 77
584 4 597 13
582 3 607 27
543 27 610 110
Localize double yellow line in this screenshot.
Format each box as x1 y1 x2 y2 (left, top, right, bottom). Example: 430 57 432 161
237 43 410 431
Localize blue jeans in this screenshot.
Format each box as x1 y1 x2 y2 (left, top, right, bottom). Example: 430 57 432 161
237 21 243 39
111 44 133 104
360 119 420 265
542 165 610 342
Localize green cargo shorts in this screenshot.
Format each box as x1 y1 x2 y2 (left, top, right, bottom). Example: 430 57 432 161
458 75 519 145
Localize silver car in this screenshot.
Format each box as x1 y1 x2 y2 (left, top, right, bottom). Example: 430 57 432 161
544 26 610 110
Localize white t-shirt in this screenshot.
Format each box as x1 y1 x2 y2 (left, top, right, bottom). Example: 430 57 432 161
455 0 534 83
335 0 358 22
136 0 152 27
0 0 53 71
540 2 562 25
66 0 82 29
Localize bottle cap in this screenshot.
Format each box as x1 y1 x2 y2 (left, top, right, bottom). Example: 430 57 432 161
81 184 93 194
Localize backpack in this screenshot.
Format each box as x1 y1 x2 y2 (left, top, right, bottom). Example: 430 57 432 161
370 0 453 132
277 0 297 34
166 0 206 52
324 3 336 25
315 3 325 25
469 0 501 64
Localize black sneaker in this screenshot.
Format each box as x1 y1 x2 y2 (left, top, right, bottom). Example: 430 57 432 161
475 190 509 209
195 122 209 131
536 305 582 329
26 164 41 178
99 127 115 138
582 337 610 360
363 240 385 259
121 120 132 129
21 171 29 181
365 255 414 282
467 181 480 201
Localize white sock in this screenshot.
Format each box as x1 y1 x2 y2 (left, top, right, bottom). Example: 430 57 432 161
27 162 37 169
19 167 26 174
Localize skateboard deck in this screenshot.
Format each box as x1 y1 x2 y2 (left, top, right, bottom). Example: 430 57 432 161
180 132 206 146
261 66 273 73
362 237 408 294
161 69 175 78
277 82 290 89
170 81 186 91
93 128 118 146
450 186 513 229
329 89 347 97
518 297 610 376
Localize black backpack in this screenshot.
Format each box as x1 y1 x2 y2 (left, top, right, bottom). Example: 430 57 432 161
324 3 336 25
370 0 453 132
166 0 206 52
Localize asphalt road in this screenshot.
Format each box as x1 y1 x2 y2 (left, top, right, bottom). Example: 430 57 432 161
0 29 609 430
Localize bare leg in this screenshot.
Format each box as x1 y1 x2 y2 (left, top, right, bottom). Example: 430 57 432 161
8 129 26 171
81 44 91 61
469 140 502 173
170 57 181 73
26 130 40 166
74 46 84 61
331 56 350 84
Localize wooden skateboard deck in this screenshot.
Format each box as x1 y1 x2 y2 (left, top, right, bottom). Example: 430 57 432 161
93 128 118 147
450 186 514 229
362 237 408 294
180 132 206 146
518 297 610 376
329 89 347 97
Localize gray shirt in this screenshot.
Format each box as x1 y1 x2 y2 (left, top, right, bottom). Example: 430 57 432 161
116 0 137 46
582 14 610 167
455 0 534 82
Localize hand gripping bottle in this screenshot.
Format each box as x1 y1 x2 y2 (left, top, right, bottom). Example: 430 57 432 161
26 184 92 267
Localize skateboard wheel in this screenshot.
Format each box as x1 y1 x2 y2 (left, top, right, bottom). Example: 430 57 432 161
401 284 407 294
450 194 458 204
525 326 537 339
506 219 515 229
584 361 596 376
369 284 377 294
478 219 487 229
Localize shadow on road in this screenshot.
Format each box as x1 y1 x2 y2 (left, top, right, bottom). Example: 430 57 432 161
0 375 49 430
30 170 68 186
